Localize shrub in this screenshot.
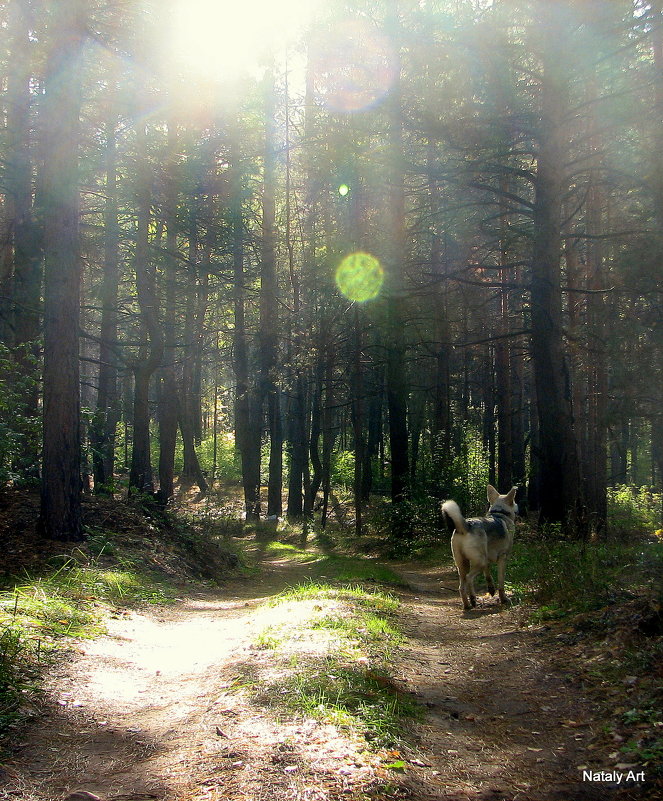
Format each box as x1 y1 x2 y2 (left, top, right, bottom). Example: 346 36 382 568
608 485 662 537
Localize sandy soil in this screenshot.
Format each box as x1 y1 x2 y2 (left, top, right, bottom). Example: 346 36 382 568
0 557 652 801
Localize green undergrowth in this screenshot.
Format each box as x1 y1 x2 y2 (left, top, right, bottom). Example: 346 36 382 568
235 582 419 748
505 536 663 621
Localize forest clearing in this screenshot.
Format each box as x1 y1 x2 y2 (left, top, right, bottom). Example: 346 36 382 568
1 0 663 797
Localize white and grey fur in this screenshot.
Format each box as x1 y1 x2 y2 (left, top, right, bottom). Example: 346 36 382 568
442 485 518 610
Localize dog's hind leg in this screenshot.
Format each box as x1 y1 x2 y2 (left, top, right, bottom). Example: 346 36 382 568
465 563 484 608
484 565 496 596
452 541 472 610
496 553 509 604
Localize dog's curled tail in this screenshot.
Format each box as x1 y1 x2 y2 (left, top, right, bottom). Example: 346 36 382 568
441 500 469 535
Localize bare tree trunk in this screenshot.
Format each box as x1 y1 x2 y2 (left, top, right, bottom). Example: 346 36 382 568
649 0 663 525
129 118 163 495
351 307 365 537
38 0 85 540
230 137 261 520
427 142 452 497
320 349 336 528
384 2 409 506
285 74 308 520
530 0 583 529
261 66 283 517
156 121 180 504
496 184 512 489
92 113 121 493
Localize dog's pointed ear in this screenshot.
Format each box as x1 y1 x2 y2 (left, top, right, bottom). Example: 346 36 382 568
487 485 499 504
506 486 518 504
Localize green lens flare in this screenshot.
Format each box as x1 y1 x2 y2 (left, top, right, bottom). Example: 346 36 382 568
335 252 384 302
338 183 349 197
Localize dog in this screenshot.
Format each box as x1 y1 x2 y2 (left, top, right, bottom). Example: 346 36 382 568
442 485 518 610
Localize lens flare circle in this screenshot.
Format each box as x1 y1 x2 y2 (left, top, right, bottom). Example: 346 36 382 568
335 252 384 302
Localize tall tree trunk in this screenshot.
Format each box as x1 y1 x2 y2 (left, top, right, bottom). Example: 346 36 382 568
585 151 608 536
285 74 308 520
496 184 512 490
92 113 121 493
320 347 336 528
361 359 383 502
530 0 583 529
261 66 283 517
230 138 261 520
649 0 663 524
157 121 180 504
427 141 452 497
38 0 85 541
351 307 365 537
129 118 163 495
482 348 497 487
384 2 409 505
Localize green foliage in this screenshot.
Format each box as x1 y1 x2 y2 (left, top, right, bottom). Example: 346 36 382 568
0 343 40 484
370 495 442 557
331 449 355 488
198 431 242 482
439 427 491 515
506 538 663 621
607 485 662 537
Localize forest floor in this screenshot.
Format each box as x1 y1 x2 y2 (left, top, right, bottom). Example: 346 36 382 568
1 521 660 801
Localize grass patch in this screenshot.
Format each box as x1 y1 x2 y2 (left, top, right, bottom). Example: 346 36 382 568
270 663 419 747
310 555 406 586
239 583 417 748
262 541 319 563
269 582 400 615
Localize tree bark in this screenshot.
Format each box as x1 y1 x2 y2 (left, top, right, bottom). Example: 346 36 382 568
129 117 163 495
384 2 409 506
156 121 180 505
260 67 283 517
92 113 121 493
530 0 583 529
229 134 262 519
38 0 85 541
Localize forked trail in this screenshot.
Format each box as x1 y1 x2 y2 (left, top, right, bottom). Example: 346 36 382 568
1 557 643 801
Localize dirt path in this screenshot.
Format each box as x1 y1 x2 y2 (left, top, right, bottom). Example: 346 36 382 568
0 558 647 801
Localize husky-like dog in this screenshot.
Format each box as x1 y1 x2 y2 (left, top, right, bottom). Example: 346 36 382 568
442 485 518 610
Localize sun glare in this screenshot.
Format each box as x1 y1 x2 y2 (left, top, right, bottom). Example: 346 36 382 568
171 0 319 81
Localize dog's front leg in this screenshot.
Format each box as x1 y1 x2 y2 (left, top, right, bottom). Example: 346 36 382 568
496 554 509 604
